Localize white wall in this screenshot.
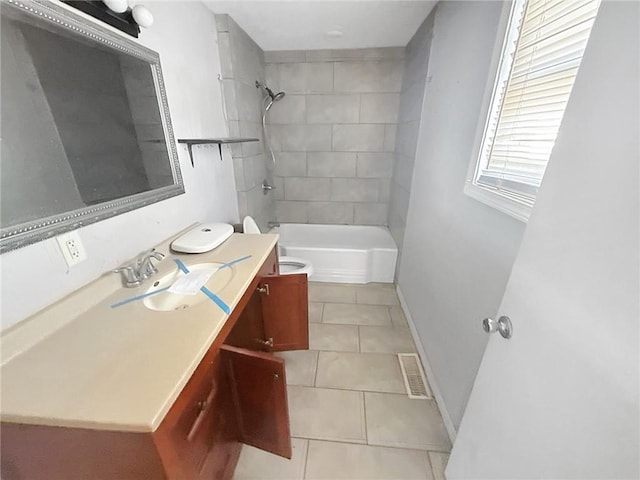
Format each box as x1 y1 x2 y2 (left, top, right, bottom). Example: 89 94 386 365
397 1 526 430
1 2 238 330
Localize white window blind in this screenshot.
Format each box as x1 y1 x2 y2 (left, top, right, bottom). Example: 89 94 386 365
473 0 601 210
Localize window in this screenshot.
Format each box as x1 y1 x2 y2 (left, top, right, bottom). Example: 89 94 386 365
466 0 601 221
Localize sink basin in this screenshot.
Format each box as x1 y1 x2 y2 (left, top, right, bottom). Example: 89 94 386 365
143 262 234 312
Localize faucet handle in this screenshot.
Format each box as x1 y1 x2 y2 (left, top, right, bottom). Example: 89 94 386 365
114 265 142 287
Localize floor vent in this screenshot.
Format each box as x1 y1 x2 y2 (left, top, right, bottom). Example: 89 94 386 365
398 353 432 399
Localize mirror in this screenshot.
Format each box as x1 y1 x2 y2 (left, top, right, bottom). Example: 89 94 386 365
0 0 184 253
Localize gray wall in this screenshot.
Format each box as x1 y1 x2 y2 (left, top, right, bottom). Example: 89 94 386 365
264 49 404 225
389 9 436 272
216 15 274 231
398 1 526 430
448 2 639 476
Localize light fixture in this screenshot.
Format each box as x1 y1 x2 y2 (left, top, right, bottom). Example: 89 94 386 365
131 5 153 28
103 0 128 14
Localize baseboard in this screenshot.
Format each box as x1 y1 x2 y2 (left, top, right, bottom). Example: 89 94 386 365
396 285 457 444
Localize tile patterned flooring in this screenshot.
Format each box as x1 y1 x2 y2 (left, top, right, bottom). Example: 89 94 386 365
233 282 450 480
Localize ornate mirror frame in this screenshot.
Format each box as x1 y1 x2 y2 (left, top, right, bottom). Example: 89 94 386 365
0 0 184 253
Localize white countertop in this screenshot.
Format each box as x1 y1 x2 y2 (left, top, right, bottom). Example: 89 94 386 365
0 232 278 432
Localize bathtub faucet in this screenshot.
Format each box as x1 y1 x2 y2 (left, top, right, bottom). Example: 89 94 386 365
267 221 280 229
261 180 274 195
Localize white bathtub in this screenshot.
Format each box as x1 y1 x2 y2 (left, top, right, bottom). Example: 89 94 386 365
273 223 398 284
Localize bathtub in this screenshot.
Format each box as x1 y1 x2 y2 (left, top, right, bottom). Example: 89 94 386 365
272 223 398 284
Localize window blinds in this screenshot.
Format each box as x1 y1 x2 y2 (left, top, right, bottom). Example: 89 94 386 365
475 0 600 206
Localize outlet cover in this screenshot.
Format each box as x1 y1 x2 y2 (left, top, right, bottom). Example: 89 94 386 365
56 231 87 267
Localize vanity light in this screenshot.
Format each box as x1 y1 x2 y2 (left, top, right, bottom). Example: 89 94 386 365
131 5 154 28
103 0 128 14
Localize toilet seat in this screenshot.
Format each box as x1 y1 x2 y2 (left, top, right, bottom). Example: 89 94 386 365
279 256 313 276
241 216 314 277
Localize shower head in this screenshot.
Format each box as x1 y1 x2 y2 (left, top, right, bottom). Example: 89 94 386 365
256 80 285 102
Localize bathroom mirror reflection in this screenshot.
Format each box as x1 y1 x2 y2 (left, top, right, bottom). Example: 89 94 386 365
0 0 184 253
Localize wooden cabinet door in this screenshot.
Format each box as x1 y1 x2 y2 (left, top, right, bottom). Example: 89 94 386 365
220 345 292 459
258 274 309 352
224 290 268 351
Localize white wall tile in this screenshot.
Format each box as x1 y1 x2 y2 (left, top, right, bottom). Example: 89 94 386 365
307 152 357 177
305 47 405 63
265 50 306 63
278 63 333 94
232 157 246 191
239 121 263 157
276 200 308 223
360 93 401 124
332 124 385 151
307 202 355 224
214 14 229 33
265 64 279 91
217 32 233 78
242 153 267 190
281 125 332 151
306 94 360 124
267 94 306 124
356 153 394 178
334 61 404 93
262 50 406 223
272 175 284 200
236 80 262 122
274 152 307 177
221 79 238 120
330 178 380 202
384 124 397 152
284 177 331 201
354 203 389 225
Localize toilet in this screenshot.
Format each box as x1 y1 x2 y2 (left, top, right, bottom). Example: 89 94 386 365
242 216 313 277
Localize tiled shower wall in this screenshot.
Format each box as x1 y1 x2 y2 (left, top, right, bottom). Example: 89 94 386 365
389 9 437 265
215 15 274 231
264 49 405 225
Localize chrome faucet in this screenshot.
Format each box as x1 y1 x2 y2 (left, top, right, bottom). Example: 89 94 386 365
114 249 165 288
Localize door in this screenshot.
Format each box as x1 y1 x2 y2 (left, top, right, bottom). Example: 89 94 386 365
446 4 639 479
220 345 292 459
259 274 309 352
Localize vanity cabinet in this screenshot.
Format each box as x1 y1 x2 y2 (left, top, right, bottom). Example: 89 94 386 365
1 246 309 480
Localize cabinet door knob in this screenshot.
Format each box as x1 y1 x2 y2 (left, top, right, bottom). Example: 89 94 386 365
272 373 279 380
255 337 274 348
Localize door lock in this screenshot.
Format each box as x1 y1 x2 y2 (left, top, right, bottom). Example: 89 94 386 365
482 315 513 339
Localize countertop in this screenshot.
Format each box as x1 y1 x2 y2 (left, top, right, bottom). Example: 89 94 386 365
0 232 278 433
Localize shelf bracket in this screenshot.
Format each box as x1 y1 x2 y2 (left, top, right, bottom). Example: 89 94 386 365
177 138 259 167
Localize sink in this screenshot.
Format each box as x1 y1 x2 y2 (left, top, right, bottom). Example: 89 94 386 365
143 262 234 312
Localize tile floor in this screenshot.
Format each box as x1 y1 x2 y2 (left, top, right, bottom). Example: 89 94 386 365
233 282 451 480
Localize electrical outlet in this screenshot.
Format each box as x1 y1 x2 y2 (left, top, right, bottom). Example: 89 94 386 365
56 231 87 267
